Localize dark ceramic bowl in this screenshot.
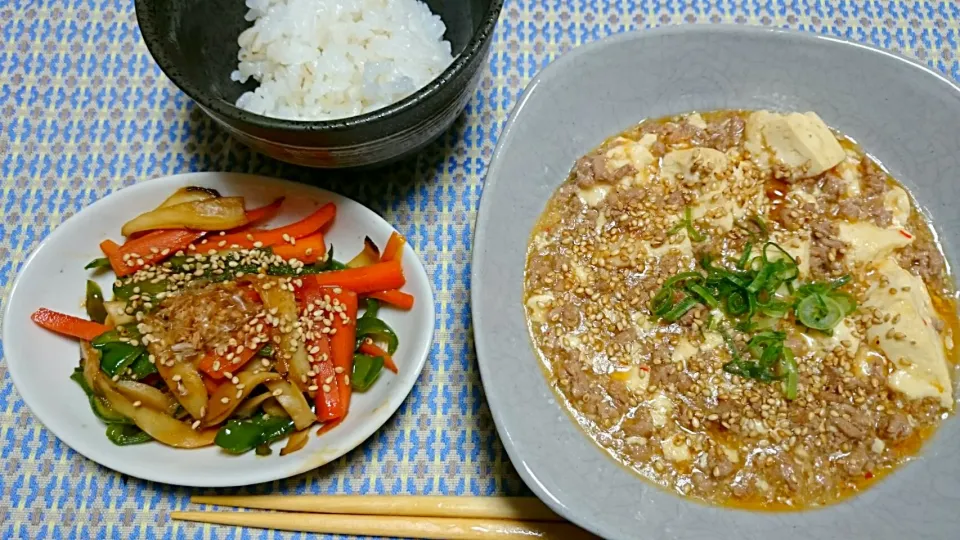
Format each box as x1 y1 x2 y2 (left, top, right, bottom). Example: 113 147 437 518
135 0 503 168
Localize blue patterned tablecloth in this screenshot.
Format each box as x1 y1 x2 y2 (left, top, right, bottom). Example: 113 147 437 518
2 0 959 537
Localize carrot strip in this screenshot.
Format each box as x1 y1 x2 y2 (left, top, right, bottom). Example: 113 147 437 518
100 239 121 257
271 232 327 264
303 260 405 294
197 342 263 380
316 418 343 435
212 203 336 251
367 289 414 310
109 229 205 277
234 197 285 231
328 288 358 412
31 308 109 341
380 231 406 262
359 341 398 374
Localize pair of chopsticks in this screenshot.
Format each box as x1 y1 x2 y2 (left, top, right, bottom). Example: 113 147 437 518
173 495 595 539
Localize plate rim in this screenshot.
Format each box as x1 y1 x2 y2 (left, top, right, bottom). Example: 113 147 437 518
2 171 435 487
472 25 960 539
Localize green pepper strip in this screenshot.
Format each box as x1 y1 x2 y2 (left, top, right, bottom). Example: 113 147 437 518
86 280 108 324
351 354 385 392
214 415 296 454
105 424 152 446
70 366 132 424
355 316 399 355
85 257 111 270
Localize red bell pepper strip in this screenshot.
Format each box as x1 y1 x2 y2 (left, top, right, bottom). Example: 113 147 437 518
31 308 110 341
366 289 414 310
200 373 222 394
302 260 405 294
358 340 398 374
300 283 347 421
311 334 344 422
380 231 406 262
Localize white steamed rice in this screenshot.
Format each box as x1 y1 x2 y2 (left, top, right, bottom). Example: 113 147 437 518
231 0 454 121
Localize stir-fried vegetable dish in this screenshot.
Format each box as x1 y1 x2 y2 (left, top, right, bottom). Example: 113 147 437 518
32 187 414 455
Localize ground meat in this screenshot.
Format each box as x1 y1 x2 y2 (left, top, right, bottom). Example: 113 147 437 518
650 139 667 156
840 445 870 476
559 352 594 401
833 417 867 440
837 199 861 220
675 372 694 393
622 410 656 438
821 174 847 200
660 121 705 146
881 412 913 443
703 116 745 151
650 362 679 387
809 219 848 277
776 455 802 492
610 164 637 183
606 381 633 409
665 189 685 207
574 155 596 187
596 401 619 423
860 157 888 198
613 328 637 345
898 241 947 287
559 302 579 328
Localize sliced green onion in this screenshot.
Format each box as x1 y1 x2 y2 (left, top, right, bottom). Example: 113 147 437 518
737 242 753 269
662 296 699 322
686 282 719 308
726 290 750 316
828 292 857 316
781 347 798 400
651 287 676 317
796 293 844 331
662 271 704 289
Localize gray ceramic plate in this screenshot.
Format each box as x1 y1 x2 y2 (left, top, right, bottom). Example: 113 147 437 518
472 26 960 540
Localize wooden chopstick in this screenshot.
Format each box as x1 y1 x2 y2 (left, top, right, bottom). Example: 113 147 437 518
190 495 563 522
171 511 593 539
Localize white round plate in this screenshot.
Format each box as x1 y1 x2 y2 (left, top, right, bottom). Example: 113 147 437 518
2 172 434 487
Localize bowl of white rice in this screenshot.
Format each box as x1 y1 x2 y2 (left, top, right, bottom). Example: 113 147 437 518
135 0 503 168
